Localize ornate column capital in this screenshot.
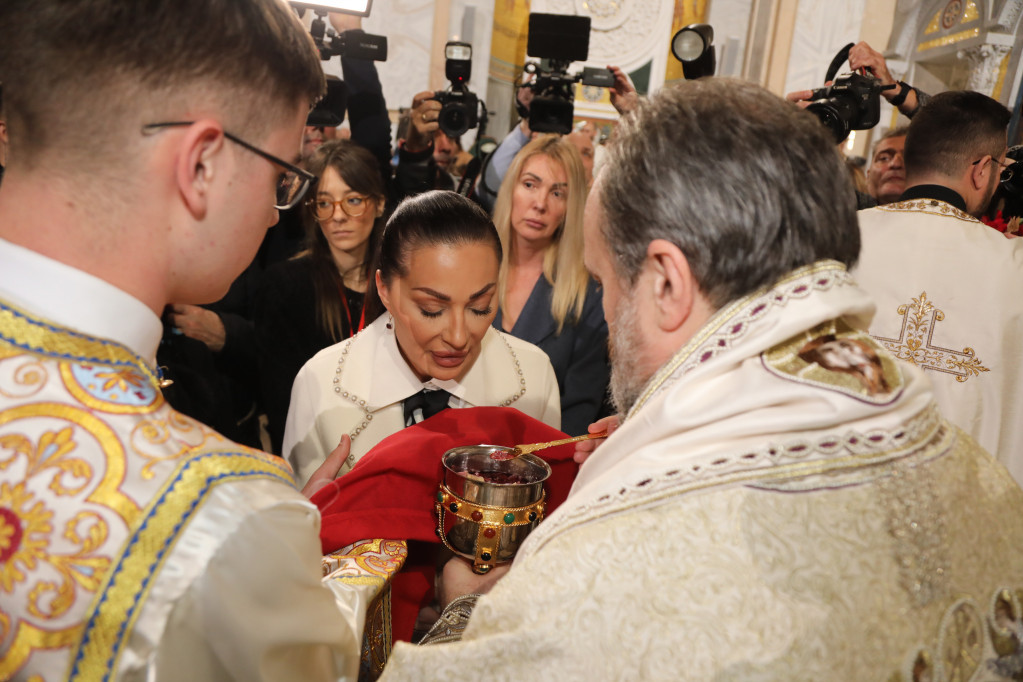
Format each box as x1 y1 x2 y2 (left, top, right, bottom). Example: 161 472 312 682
958 43 1012 96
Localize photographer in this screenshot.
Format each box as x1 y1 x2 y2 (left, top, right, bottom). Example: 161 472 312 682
478 64 637 212
848 41 929 118
787 41 929 121
394 91 461 197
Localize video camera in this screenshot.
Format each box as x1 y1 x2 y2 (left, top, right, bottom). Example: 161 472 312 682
805 43 895 143
289 2 388 131
305 11 387 62
434 42 481 139
523 13 614 135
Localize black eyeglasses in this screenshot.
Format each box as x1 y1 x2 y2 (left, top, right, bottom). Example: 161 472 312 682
972 154 1015 186
972 155 1011 171
142 121 317 209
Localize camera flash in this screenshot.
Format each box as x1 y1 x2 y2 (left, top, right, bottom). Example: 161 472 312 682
671 30 706 62
446 43 472 61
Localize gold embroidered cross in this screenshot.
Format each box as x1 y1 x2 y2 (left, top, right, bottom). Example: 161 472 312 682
872 291 989 383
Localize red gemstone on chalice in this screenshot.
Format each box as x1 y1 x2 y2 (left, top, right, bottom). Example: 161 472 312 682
471 510 483 522
483 527 496 538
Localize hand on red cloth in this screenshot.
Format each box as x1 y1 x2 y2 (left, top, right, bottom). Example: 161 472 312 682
311 406 579 643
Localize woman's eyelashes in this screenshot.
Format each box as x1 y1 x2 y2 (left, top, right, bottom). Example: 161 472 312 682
417 306 493 319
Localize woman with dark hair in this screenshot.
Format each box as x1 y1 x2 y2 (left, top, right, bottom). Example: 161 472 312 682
256 139 387 453
283 190 561 485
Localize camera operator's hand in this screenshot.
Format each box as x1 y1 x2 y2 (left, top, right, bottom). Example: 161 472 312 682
328 12 362 33
405 89 441 152
848 42 895 86
848 41 920 116
406 91 441 153
608 65 639 116
785 89 815 110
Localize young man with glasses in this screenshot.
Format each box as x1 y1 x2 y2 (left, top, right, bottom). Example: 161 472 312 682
854 90 1023 488
0 1 390 680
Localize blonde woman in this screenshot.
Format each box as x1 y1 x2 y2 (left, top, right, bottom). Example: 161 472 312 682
492 134 609 435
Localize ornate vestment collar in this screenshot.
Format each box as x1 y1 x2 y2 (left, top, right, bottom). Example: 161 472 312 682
519 261 940 555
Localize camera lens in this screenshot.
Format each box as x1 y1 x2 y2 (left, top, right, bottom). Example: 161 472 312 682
806 100 852 143
440 104 469 137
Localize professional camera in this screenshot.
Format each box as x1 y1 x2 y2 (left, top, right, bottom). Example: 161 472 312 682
805 72 890 143
524 13 614 135
434 42 480 139
304 9 387 61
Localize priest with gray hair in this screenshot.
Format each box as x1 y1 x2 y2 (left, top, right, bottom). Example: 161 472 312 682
380 78 1023 681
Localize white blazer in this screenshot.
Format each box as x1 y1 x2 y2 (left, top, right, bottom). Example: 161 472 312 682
284 315 561 486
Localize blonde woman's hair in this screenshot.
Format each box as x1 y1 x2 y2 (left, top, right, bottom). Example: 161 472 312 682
492 134 590 334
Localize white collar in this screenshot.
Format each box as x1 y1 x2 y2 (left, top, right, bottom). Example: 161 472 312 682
353 315 518 412
0 237 163 362
367 315 475 409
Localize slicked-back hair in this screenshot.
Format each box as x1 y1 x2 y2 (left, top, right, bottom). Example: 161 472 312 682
0 0 324 172
904 91 1009 180
600 78 860 310
365 191 502 320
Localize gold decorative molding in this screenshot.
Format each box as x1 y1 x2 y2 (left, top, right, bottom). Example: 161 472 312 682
917 26 979 52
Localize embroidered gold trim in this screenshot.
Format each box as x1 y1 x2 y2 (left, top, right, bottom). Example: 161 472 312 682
418 593 481 646
59 364 163 416
877 199 978 223
873 291 989 383
763 318 905 403
525 405 950 557
0 300 161 389
68 451 293 681
628 260 853 419
0 403 141 522
891 592 1023 678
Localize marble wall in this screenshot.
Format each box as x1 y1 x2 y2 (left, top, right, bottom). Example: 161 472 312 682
707 0 753 78
783 0 866 94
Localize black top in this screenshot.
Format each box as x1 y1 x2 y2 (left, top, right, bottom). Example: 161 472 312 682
493 276 610 436
897 184 968 213
255 256 365 454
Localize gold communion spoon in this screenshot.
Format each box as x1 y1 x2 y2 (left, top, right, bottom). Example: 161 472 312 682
490 431 609 460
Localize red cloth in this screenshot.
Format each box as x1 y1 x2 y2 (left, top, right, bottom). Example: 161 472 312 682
312 406 579 643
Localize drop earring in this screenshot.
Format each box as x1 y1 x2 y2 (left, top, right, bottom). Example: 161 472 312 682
386 315 393 330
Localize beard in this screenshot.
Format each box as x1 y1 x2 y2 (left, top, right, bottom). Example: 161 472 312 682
608 286 650 415
979 164 1001 216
